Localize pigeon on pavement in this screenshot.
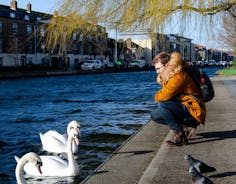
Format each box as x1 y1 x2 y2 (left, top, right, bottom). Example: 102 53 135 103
185 154 216 173
189 166 214 184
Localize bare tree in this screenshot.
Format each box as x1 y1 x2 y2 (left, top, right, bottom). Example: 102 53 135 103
45 0 236 53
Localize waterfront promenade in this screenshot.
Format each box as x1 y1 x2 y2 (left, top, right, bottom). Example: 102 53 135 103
0 67 154 79
82 76 236 184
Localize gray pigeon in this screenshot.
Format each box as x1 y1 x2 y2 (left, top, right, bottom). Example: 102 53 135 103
185 154 216 173
189 166 214 184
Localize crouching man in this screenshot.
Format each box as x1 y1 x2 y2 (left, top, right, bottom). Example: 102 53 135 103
151 52 206 146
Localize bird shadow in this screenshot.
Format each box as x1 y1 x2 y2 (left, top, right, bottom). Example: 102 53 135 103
92 170 109 175
116 150 154 157
187 129 236 145
209 171 236 178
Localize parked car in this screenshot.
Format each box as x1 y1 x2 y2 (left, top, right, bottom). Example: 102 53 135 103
221 60 233 67
81 60 103 70
130 59 146 68
196 60 205 67
102 60 115 68
219 61 225 66
207 59 216 66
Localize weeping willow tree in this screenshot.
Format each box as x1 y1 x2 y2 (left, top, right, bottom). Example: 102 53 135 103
219 5 236 54
45 0 236 54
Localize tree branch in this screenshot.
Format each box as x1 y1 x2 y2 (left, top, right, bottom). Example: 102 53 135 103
170 2 236 16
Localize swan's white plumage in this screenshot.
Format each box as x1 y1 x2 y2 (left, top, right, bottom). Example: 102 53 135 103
23 155 71 176
42 130 67 144
15 152 42 184
40 120 80 153
15 120 80 177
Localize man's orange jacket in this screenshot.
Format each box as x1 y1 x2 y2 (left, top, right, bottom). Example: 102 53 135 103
155 70 206 124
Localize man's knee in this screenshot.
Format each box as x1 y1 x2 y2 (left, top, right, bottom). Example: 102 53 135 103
150 110 158 121
151 102 168 119
150 110 166 125
150 109 158 121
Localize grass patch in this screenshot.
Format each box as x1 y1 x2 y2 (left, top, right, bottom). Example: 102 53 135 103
216 67 236 76
216 60 236 76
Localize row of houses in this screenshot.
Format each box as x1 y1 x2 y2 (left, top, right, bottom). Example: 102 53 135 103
0 0 234 71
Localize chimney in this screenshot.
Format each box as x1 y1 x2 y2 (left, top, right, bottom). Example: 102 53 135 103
10 0 17 11
53 10 58 17
27 3 31 13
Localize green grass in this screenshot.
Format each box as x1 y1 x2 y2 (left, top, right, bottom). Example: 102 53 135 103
216 67 236 76
216 60 236 76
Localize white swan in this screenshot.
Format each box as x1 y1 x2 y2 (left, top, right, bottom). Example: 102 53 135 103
15 121 80 177
40 120 80 153
15 152 42 184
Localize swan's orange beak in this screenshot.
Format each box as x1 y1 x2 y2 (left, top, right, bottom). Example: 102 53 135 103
36 161 42 174
74 136 80 145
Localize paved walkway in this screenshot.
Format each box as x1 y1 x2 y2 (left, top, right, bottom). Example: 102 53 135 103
82 76 236 184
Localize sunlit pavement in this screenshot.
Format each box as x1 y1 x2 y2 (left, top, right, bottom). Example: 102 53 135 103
82 76 236 184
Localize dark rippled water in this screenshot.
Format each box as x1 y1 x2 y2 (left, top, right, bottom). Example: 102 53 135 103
0 67 221 183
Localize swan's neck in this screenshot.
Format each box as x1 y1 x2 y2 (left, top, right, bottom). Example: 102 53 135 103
15 159 27 184
67 135 76 167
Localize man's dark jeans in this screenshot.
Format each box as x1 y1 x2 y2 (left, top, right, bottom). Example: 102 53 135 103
150 101 199 131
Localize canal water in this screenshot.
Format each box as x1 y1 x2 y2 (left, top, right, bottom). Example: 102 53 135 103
0 67 221 183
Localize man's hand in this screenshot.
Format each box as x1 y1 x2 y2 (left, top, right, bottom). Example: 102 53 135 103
183 126 197 138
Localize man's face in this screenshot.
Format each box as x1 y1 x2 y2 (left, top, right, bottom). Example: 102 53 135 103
154 62 165 74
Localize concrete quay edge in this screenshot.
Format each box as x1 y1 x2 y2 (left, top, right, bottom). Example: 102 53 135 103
139 75 236 184
81 75 236 184
81 119 170 184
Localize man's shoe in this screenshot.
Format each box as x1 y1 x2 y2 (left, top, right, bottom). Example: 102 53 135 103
166 131 188 146
183 126 197 138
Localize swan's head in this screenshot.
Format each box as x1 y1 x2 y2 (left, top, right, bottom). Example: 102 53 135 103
68 120 80 145
24 152 43 174
67 120 81 134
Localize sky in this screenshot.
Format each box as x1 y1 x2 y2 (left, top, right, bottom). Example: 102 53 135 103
0 0 59 13
0 0 231 51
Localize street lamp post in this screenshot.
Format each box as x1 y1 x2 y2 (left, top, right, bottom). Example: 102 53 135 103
34 23 37 64
114 26 118 63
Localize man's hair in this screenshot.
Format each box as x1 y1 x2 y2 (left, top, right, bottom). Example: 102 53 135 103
152 52 170 65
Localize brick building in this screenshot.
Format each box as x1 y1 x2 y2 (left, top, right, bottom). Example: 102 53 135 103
0 0 112 70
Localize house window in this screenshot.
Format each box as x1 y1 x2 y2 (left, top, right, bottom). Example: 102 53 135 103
26 25 32 35
79 34 83 41
72 42 77 53
27 57 32 64
79 43 83 54
173 43 176 49
88 35 92 41
24 15 30 21
27 42 33 53
41 43 46 52
0 22 2 33
0 39 3 52
0 58 3 67
88 45 92 54
40 28 45 37
10 12 16 18
72 33 77 41
12 23 18 34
